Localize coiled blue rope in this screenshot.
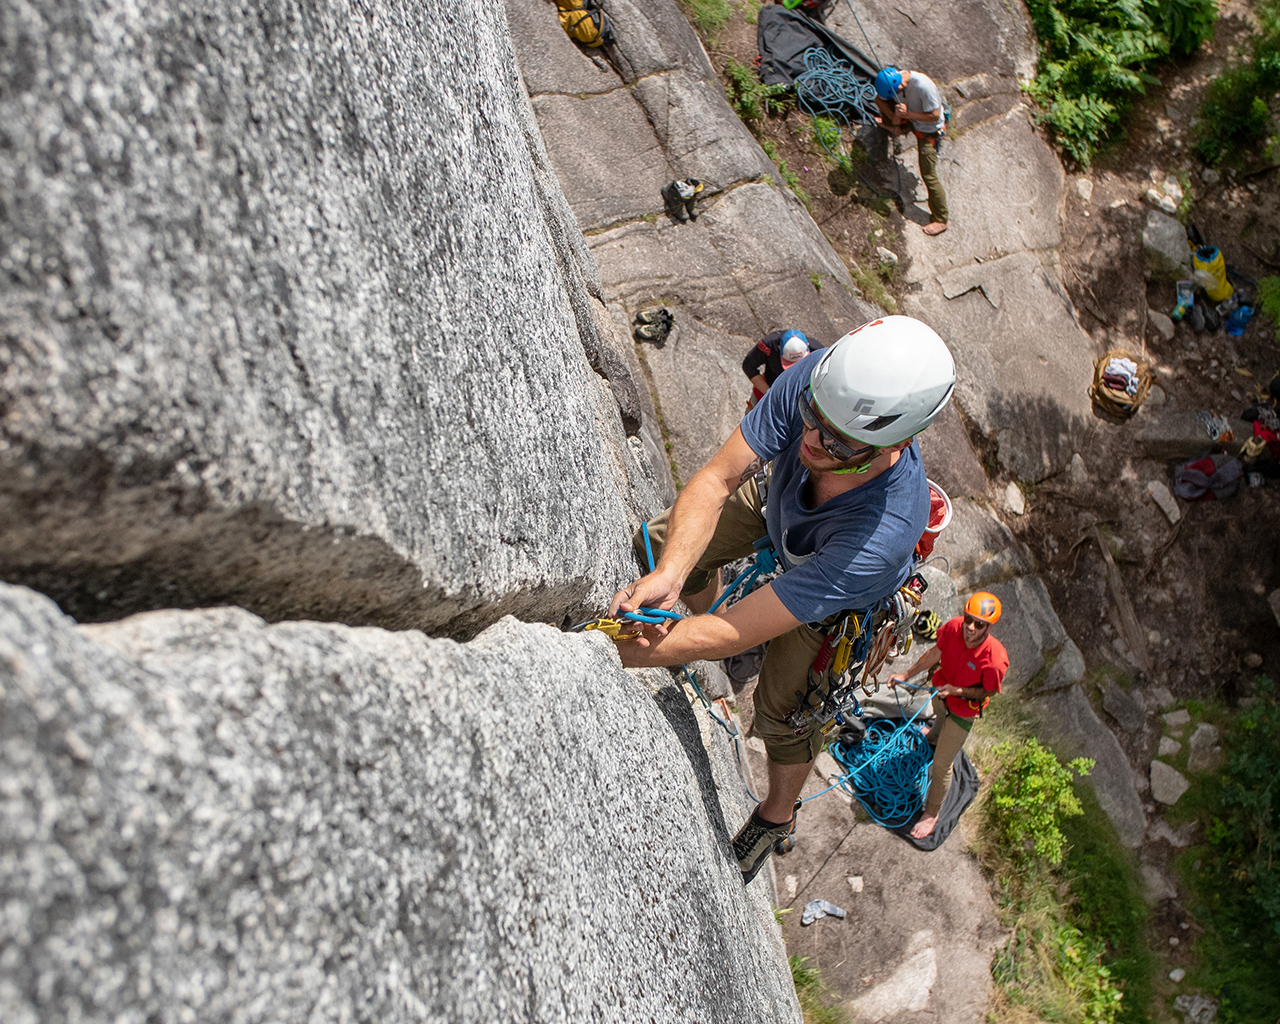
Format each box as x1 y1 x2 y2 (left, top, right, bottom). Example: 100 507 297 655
829 704 933 828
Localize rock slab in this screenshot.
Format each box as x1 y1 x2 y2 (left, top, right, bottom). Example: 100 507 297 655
1029 683 1147 847
0 584 799 1024
0 0 652 636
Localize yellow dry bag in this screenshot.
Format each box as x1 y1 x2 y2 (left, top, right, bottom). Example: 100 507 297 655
1192 246 1233 303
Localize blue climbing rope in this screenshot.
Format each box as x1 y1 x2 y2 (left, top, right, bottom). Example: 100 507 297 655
829 695 933 828
707 537 778 614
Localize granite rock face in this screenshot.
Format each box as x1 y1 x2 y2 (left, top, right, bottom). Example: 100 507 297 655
0 584 798 1024
0 0 660 636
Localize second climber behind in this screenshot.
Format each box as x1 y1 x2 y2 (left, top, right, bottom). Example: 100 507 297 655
742 329 812 411
889 592 1008 838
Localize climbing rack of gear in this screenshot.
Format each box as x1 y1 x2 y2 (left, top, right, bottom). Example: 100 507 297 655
785 572 928 737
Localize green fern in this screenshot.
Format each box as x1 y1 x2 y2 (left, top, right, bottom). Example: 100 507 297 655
723 57 790 124
1025 0 1216 164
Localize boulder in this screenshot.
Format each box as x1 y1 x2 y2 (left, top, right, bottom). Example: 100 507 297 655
1146 480 1182 524
1028 683 1147 847
911 249 1095 481
1151 761 1191 805
0 583 800 1024
1174 993 1220 1024
1103 680 1149 734
1143 210 1194 279
1187 722 1223 772
1149 685 1177 709
1141 862 1178 902
1163 708 1191 732
1158 736 1182 756
1148 310 1176 341
1133 407 1250 461
0 0 656 636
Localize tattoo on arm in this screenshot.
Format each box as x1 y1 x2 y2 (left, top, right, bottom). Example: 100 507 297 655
736 457 765 488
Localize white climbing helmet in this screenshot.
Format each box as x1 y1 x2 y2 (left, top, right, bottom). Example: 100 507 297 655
808 316 955 447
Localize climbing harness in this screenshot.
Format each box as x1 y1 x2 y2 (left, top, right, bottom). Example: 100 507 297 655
785 572 928 737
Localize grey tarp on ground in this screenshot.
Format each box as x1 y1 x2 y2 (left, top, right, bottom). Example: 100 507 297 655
756 5 879 86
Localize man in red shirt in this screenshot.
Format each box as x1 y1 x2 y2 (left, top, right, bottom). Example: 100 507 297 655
890 591 1009 838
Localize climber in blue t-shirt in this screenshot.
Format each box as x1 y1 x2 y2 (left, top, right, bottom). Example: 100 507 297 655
609 315 956 884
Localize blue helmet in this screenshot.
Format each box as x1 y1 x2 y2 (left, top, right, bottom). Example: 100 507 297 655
874 67 903 100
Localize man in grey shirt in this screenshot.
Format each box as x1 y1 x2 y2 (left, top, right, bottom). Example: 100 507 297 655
874 67 949 236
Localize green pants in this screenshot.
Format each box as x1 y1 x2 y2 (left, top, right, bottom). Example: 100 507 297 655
637 481 837 766
916 133 949 224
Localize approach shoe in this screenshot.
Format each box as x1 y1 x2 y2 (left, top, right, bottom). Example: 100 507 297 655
732 801 799 884
634 307 672 325
634 320 671 343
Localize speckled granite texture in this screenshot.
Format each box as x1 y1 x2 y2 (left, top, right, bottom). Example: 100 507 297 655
0 584 798 1023
0 0 659 635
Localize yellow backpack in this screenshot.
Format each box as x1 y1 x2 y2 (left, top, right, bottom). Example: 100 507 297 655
556 0 615 47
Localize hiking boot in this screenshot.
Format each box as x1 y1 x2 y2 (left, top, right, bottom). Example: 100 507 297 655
732 802 800 884
634 307 671 325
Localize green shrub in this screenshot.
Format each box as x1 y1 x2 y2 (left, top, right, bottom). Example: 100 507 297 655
988 739 1093 868
723 57 790 123
1024 0 1217 164
1195 0 1280 164
1176 678 1280 1023
1258 276 1280 343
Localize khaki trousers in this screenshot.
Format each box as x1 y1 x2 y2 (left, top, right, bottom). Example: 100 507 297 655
916 132 949 224
638 482 835 765
923 695 971 814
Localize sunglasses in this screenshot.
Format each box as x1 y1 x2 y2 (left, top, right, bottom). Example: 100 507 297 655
963 615 991 630
797 390 878 463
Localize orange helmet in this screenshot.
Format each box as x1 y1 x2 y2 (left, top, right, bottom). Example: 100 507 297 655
964 591 1001 625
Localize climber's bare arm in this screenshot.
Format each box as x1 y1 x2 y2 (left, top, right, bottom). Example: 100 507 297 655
616 583 800 667
608 427 764 617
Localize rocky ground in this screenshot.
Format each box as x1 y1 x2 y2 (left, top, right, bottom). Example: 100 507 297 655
507 0 1279 1018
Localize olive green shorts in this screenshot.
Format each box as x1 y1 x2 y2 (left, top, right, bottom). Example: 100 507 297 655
637 479 838 766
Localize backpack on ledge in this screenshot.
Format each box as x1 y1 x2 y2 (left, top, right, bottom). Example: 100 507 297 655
556 0 616 47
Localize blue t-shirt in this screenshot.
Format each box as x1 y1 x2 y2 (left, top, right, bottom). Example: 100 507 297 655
739 351 929 623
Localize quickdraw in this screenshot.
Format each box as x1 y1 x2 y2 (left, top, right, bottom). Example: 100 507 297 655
571 607 683 643
786 572 929 736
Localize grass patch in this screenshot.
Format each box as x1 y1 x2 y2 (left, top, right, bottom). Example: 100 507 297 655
1061 787 1154 1023
738 0 763 23
1259 276 1280 344
1170 677 1280 1023
848 259 898 314
790 955 850 1024
723 57 790 124
675 0 734 38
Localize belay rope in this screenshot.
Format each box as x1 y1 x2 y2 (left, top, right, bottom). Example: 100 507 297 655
792 48 903 202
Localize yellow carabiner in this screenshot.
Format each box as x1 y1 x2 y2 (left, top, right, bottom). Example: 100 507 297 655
832 634 853 676
582 618 642 642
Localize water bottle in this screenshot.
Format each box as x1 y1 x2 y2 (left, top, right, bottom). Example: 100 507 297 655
1225 305 1254 336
